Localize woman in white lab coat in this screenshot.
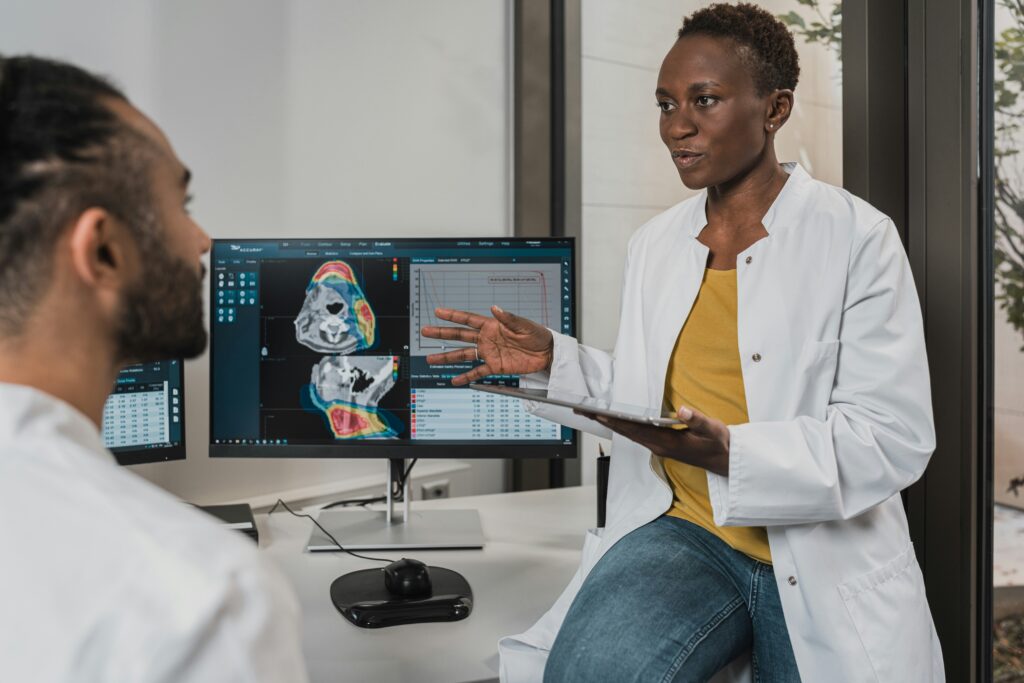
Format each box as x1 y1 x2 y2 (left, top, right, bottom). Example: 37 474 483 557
423 4 943 682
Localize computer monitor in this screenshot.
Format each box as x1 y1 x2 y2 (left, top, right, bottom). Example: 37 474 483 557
207 237 576 550
102 359 186 465
208 237 576 460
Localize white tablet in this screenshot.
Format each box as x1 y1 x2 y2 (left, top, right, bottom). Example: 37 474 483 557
468 383 683 428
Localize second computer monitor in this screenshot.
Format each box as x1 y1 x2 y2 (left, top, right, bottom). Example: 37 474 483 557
208 237 576 459
103 359 186 465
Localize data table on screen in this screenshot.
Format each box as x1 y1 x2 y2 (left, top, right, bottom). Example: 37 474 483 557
101 382 171 449
410 388 560 440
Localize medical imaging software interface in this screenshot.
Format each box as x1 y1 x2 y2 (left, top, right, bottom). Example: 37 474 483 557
101 360 184 455
210 239 574 449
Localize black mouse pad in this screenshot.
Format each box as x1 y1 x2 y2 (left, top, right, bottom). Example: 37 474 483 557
330 566 473 628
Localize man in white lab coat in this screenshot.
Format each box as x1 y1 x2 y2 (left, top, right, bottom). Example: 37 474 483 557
0 56 308 681
424 4 943 682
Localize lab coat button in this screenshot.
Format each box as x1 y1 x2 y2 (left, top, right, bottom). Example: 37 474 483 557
788 576 797 586
752 353 762 362
745 256 752 264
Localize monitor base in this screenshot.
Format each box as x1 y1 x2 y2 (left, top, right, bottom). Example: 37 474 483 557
306 508 485 551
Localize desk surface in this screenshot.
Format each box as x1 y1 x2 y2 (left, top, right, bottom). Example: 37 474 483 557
257 485 595 683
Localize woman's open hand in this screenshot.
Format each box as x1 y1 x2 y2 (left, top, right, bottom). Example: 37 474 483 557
421 306 554 386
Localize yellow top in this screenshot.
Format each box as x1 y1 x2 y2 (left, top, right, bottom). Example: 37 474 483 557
662 267 772 564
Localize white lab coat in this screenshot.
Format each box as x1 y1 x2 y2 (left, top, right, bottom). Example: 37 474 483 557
0 383 309 683
499 164 944 683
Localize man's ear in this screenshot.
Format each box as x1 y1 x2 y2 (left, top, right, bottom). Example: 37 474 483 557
66 208 135 292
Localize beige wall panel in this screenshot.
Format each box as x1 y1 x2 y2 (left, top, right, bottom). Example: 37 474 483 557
582 0 688 68
582 56 688 209
581 205 668 349
775 100 844 188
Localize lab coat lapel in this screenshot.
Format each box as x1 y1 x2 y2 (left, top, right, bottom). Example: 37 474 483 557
643 204 710 409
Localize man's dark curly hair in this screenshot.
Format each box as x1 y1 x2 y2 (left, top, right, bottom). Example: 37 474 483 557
678 3 800 96
0 56 159 333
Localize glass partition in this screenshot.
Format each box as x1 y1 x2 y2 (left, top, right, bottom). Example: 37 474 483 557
991 1 1024 679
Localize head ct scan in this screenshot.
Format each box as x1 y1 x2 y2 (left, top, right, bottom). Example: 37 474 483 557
295 261 377 354
294 261 399 440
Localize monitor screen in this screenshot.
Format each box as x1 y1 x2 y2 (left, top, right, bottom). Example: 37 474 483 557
209 238 576 458
102 359 186 465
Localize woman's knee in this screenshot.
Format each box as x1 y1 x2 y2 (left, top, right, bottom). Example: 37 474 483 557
544 631 636 683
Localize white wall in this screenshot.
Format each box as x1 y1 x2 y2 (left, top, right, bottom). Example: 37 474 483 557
577 0 843 484
1 0 511 504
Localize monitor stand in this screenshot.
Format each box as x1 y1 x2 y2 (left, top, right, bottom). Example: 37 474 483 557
306 459 485 551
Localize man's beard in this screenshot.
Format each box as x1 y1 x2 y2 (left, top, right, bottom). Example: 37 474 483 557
115 245 207 364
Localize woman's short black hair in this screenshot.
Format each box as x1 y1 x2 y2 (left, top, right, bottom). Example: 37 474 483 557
678 2 800 96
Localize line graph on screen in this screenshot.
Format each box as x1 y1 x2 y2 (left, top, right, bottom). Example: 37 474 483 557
410 263 563 355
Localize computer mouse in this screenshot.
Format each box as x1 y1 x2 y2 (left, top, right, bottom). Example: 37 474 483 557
383 558 432 598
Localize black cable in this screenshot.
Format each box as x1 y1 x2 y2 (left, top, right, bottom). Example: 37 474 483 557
321 495 388 510
320 459 419 510
402 458 418 484
267 498 393 563
395 458 418 494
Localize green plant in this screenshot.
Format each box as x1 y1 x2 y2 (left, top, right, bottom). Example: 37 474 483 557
778 0 842 60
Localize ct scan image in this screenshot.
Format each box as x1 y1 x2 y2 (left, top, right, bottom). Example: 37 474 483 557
305 355 401 439
256 258 410 442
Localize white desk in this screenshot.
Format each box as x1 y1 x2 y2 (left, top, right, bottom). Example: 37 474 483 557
256 485 596 683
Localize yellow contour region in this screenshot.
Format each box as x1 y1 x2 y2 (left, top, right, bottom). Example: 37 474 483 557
355 299 376 346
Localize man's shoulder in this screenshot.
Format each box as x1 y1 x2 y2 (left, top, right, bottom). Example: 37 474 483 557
0 426 267 592
84 458 265 583
0 424 306 682
83 470 306 680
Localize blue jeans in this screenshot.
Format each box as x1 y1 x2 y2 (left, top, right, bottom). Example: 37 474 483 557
544 515 801 682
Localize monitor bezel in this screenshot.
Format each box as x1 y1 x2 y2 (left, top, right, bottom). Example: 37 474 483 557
111 360 188 466
208 236 577 460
